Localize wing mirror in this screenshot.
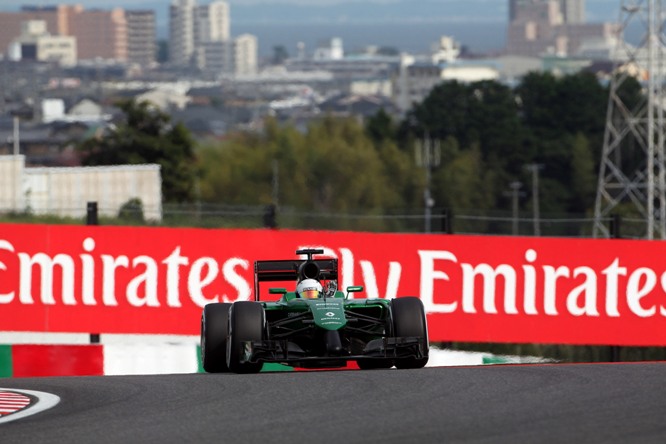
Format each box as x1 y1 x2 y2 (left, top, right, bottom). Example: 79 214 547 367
345 286 363 299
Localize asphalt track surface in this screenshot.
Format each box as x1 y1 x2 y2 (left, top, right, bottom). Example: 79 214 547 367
1 363 666 443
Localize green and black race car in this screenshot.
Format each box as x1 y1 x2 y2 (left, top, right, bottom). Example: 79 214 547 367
200 249 429 373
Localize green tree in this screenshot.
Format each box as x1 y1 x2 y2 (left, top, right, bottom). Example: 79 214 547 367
196 116 406 231
434 143 497 211
78 99 197 202
570 133 597 213
407 80 525 173
365 108 396 144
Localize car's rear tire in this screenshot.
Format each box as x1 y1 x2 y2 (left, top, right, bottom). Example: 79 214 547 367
391 297 429 369
226 301 265 374
201 303 232 373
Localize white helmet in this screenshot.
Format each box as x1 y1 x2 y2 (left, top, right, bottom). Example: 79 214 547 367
297 279 323 299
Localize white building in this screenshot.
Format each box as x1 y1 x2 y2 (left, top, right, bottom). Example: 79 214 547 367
195 1 232 74
9 20 76 66
199 40 232 74
560 0 585 24
233 34 258 76
169 0 196 66
196 1 229 43
431 36 461 64
170 0 256 76
314 38 344 61
394 54 499 113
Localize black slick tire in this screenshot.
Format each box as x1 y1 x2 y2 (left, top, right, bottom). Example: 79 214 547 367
391 297 429 369
201 302 232 373
226 301 265 374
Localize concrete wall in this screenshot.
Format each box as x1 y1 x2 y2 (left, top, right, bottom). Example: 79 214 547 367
0 155 162 221
0 156 26 211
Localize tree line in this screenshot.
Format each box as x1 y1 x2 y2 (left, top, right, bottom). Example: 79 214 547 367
77 71 643 233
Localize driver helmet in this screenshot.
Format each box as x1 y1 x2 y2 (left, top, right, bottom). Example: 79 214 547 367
297 279 323 299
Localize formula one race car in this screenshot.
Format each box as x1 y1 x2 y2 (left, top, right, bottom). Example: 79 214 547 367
200 249 429 373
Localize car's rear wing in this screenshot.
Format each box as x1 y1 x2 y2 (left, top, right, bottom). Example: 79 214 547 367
254 258 338 301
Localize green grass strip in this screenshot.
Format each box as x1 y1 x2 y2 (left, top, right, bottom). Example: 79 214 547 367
0 345 12 378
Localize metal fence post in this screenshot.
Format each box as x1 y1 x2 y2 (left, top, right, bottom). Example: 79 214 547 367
442 208 453 234
86 202 100 344
609 213 622 239
86 201 98 226
609 213 621 361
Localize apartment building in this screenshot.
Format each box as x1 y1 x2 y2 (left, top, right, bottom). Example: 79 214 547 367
194 1 231 73
560 0 585 24
170 0 256 76
233 34 258 76
0 6 62 54
69 7 127 61
509 0 585 24
169 0 197 66
9 20 77 66
506 0 615 58
196 1 230 43
0 5 127 62
126 10 156 68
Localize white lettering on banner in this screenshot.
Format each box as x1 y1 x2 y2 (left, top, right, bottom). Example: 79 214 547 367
661 272 666 316
0 239 253 309
566 267 599 317
80 238 96 305
461 263 518 314
0 240 15 303
418 250 458 313
627 268 657 318
126 256 159 307
18 253 76 305
523 249 538 315
543 265 569 315
101 254 129 306
222 258 250 302
189 257 219 306
2 236 666 319
602 258 626 317
360 260 401 299
162 247 188 308
418 248 666 318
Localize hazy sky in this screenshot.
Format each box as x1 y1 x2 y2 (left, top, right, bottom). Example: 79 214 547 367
0 0 622 23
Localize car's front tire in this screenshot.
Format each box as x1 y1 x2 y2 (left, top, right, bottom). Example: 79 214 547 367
201 303 232 373
391 297 429 369
226 301 265 374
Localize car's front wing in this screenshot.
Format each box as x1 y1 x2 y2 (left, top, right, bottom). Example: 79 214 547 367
239 336 427 367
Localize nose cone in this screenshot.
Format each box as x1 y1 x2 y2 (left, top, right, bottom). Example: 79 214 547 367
324 330 343 355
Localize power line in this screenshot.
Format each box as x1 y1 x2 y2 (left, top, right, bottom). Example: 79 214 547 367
593 0 666 239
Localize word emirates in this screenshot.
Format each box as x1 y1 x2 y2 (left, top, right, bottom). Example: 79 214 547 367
0 239 664 319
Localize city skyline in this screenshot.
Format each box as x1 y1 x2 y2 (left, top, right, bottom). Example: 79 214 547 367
0 1 622 23
0 0 627 56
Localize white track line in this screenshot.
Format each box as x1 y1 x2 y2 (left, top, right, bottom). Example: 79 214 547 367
0 389 60 424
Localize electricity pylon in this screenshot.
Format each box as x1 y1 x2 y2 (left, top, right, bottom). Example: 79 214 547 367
593 0 666 239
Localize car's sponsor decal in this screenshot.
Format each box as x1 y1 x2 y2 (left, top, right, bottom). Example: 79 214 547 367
0 389 60 424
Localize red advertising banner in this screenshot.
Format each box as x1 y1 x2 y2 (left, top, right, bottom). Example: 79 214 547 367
0 223 665 346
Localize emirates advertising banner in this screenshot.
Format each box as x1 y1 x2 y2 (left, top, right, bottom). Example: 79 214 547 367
0 223 666 346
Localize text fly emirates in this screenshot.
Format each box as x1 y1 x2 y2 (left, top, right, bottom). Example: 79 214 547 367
0 239 665 318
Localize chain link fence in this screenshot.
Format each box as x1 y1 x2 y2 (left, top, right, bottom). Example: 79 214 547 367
0 201 625 238
158 204 618 238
